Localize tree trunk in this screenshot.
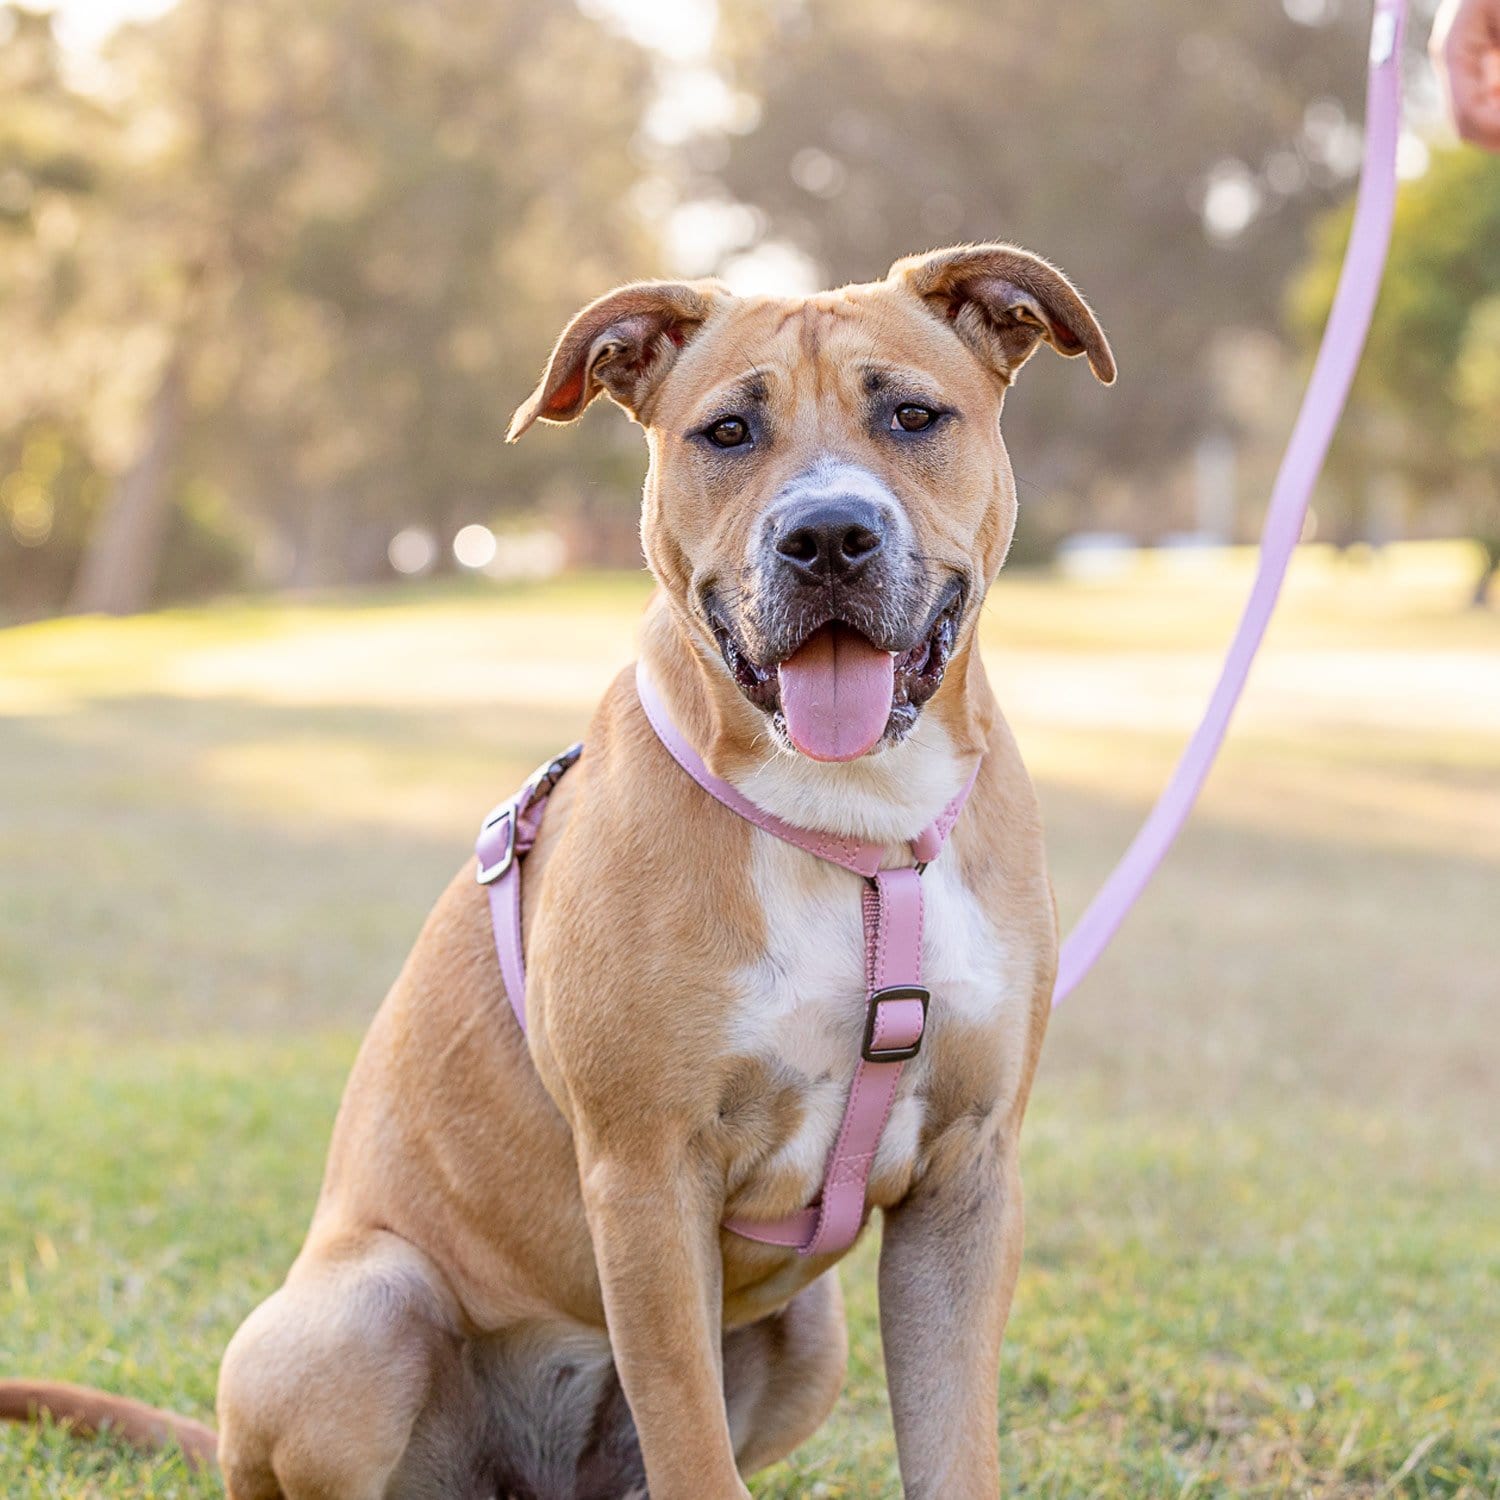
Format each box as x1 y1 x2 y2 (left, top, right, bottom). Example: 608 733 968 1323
66 0 224 618
66 347 188 616
1473 540 1500 609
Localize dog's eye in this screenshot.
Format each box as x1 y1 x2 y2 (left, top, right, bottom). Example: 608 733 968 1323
892 404 938 433
706 416 751 449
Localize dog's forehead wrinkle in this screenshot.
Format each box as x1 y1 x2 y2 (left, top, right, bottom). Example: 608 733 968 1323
685 306 935 425
722 299 861 390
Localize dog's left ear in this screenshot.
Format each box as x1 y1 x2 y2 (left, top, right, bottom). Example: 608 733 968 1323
889 243 1116 387
508 279 728 441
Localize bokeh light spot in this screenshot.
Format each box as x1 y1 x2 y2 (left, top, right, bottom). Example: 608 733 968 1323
453 523 498 570
388 527 437 576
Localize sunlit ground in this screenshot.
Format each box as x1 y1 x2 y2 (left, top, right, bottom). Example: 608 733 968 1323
2 544 1498 1496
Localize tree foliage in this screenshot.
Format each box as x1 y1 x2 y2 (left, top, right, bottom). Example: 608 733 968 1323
0 0 657 616
1292 146 1500 595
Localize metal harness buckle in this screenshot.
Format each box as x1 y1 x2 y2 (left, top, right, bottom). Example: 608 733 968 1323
475 743 583 887
475 803 518 885
861 985 930 1063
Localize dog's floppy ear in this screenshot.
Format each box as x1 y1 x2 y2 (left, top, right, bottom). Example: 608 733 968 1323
889 243 1116 387
508 280 728 440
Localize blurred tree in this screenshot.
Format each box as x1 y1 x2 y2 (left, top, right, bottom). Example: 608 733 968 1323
0 0 658 617
0 5 118 613
64 0 225 615
1454 296 1500 602
186 0 660 587
1293 147 1500 600
705 0 1384 518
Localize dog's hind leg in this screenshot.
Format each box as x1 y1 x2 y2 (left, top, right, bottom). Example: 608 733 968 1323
724 1271 848 1476
216 1228 459 1500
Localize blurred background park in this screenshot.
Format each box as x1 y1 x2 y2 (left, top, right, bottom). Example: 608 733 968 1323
2 0 1500 611
2 0 1499 1496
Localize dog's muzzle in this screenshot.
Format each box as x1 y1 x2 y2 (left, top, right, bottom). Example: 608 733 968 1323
705 487 965 761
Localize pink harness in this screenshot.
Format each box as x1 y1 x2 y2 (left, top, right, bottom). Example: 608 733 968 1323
476 663 978 1257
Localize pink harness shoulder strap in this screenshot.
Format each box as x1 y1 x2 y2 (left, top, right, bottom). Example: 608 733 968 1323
475 666 979 1257
475 742 582 1031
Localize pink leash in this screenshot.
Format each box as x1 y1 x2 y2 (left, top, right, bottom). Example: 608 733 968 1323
475 0 1404 1253
1054 0 1407 1003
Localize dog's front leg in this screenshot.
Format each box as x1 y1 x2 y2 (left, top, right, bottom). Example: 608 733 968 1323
878 1117 1024 1499
580 1145 750 1500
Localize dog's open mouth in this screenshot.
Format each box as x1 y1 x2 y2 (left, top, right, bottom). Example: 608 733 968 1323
709 584 962 761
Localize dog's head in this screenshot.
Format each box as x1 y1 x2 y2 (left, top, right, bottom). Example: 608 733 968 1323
510 244 1114 762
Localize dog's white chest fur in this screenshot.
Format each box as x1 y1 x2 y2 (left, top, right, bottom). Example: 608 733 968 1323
725 725 1013 1196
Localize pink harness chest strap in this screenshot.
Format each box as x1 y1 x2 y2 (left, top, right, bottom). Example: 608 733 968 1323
474 664 980 1257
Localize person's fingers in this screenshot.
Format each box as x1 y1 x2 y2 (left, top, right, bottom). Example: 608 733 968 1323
1432 0 1500 152
1474 49 1500 149
1454 37 1500 150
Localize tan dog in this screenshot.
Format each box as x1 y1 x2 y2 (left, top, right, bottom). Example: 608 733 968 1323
2 243 1113 1499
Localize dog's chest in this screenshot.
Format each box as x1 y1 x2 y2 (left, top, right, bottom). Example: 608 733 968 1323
726 832 1011 1194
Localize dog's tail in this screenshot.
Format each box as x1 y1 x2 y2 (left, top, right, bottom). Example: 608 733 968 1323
0 1379 218 1469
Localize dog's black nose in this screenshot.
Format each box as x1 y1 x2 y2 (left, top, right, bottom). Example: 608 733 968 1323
773 498 886 582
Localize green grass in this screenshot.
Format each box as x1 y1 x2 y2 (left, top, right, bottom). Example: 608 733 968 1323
2 546 1498 1496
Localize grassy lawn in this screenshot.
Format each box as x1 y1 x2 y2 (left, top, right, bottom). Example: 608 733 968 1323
2 546 1498 1497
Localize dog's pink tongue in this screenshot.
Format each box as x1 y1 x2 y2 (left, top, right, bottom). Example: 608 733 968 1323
777 624 895 762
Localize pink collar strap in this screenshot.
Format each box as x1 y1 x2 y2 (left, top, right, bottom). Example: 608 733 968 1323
476 665 980 1257
633 663 970 875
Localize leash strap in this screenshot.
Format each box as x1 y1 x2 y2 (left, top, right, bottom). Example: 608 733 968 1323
1053 0 1407 1004
477 668 978 1258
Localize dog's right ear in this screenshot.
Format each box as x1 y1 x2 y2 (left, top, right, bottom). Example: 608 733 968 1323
507 280 727 441
890 244 1116 387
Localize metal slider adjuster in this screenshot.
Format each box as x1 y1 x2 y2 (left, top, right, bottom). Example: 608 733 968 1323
475 803 518 885
525 741 584 803
861 985 931 1063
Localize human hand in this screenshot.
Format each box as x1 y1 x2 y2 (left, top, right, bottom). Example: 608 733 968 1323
1432 0 1500 151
